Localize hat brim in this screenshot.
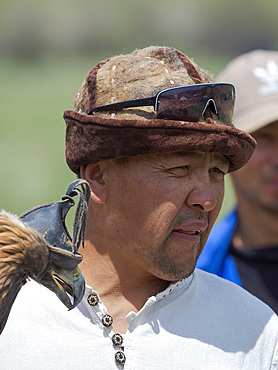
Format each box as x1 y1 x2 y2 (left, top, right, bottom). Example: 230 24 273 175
64 110 256 174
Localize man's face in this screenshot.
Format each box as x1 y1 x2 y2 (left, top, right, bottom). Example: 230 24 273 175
100 151 228 282
231 121 278 213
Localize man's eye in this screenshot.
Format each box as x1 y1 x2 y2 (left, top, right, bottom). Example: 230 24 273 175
175 166 188 170
210 167 226 176
166 166 189 176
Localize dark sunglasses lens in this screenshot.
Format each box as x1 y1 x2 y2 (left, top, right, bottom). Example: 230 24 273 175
212 85 235 123
157 86 206 121
157 85 234 123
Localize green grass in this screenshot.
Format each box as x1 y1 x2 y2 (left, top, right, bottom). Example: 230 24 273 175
0 54 235 218
0 55 99 214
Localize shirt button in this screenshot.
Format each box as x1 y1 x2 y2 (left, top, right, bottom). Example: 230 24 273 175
87 293 99 306
112 333 123 346
102 314 113 327
115 351 126 365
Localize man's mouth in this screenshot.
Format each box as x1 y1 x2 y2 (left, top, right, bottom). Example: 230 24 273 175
174 229 201 235
171 219 208 240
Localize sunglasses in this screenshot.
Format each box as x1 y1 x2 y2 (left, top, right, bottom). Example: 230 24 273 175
88 83 235 123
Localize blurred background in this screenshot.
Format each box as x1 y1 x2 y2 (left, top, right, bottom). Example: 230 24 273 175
1 0 277 218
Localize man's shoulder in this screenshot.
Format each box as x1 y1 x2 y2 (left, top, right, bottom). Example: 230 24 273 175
1 280 72 334
194 268 277 319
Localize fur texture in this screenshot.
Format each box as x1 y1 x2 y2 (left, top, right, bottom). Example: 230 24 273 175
0 211 49 334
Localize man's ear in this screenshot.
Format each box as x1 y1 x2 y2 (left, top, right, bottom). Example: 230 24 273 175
80 163 107 204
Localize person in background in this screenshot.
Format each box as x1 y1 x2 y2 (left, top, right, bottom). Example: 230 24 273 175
197 49 278 314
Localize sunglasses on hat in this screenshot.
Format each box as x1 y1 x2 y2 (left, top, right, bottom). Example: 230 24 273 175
88 83 235 124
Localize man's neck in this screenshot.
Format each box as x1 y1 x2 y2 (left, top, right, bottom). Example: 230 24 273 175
80 239 170 333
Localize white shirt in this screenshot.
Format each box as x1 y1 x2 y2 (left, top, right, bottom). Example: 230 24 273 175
1 269 278 369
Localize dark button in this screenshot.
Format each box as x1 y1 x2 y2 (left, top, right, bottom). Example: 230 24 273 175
115 351 126 365
87 293 99 306
102 314 113 327
112 333 123 346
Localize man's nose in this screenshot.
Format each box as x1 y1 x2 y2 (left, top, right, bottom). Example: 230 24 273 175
185 178 218 212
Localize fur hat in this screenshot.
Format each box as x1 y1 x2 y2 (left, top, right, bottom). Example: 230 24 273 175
64 46 256 174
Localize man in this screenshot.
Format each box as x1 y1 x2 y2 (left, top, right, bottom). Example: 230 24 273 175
1 46 278 369
197 49 278 314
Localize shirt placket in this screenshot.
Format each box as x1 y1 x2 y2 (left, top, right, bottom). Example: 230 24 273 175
86 289 126 367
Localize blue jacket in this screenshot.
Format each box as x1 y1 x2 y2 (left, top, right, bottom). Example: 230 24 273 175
196 209 242 286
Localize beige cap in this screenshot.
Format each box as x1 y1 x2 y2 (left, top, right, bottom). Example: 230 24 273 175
217 49 278 133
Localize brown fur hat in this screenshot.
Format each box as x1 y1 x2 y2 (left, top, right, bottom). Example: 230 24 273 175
64 46 256 174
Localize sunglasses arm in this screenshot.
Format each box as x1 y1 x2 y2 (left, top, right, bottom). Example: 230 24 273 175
88 96 156 115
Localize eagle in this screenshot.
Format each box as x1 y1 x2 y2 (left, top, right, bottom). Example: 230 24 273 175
0 179 90 334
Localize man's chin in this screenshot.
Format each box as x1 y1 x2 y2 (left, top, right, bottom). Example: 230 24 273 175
156 262 196 282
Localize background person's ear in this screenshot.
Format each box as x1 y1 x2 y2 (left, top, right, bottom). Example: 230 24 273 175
80 163 107 204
